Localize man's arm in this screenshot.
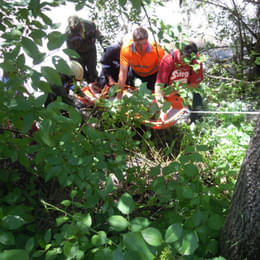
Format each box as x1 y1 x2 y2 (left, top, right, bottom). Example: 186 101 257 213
117 64 128 99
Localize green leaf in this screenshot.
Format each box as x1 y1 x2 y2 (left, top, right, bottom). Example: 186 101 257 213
52 56 72 76
117 192 135 215
0 231 15 245
141 227 163 247
163 161 180 176
130 0 141 9
0 249 29 260
47 31 66 50
165 223 183 243
177 231 198 255
104 175 114 195
41 66 62 86
2 215 26 230
119 0 127 6
108 215 129 232
61 200 71 207
196 145 208 152
183 164 198 177
182 186 193 199
130 217 150 232
44 229 51 243
81 213 92 228
148 165 160 177
45 249 60 260
91 231 107 246
2 29 22 41
21 36 45 64
63 48 80 59
207 214 224 230
56 216 69 226
25 237 34 252
123 232 154 259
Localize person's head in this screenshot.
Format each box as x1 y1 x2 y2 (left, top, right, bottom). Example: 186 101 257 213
133 27 149 54
68 15 82 34
180 41 198 60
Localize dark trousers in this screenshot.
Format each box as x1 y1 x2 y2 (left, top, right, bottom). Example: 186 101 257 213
128 68 157 90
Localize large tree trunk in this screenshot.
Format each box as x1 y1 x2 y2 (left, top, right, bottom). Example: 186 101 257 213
219 115 260 260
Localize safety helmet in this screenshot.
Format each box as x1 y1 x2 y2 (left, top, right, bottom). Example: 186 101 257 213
69 61 84 81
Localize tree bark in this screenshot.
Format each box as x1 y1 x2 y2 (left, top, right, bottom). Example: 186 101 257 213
220 115 260 260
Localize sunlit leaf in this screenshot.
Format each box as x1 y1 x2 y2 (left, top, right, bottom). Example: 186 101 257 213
41 66 62 86
47 31 66 50
178 231 199 255
117 192 135 215
0 249 29 260
141 227 163 246
108 215 129 231
2 215 26 230
130 217 150 232
165 223 183 243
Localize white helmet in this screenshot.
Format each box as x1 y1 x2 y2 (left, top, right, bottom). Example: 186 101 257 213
69 61 84 81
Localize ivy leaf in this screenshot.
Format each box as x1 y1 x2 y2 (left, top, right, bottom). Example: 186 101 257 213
0 249 29 260
117 192 135 215
108 215 129 232
165 223 183 243
41 66 62 86
141 227 163 247
47 31 66 50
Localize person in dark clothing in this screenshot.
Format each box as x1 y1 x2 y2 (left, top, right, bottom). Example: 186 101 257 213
66 15 108 83
98 41 122 87
44 61 84 107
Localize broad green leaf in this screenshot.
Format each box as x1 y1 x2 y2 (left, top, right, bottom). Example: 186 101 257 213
207 213 224 230
44 229 51 243
183 164 198 177
104 175 114 195
149 165 160 177
141 227 163 247
130 0 141 9
2 29 22 41
91 231 107 246
63 48 81 59
0 231 15 245
165 223 183 243
25 237 34 252
61 200 71 207
2 215 26 230
52 56 72 76
112 248 124 260
123 232 154 260
163 161 180 176
178 231 198 255
47 31 66 50
21 36 44 64
117 192 135 215
81 213 92 228
182 186 193 199
130 217 150 232
196 145 209 152
56 216 69 226
108 215 129 232
119 0 127 6
45 249 60 260
191 209 204 227
41 66 62 86
0 249 29 260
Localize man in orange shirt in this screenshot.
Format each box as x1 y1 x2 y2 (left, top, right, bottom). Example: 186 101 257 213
117 27 165 98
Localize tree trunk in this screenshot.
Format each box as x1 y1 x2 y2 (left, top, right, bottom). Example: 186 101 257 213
219 115 260 260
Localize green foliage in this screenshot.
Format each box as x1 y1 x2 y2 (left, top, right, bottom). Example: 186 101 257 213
0 0 258 259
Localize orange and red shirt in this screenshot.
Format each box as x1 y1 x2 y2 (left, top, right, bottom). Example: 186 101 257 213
120 40 165 77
